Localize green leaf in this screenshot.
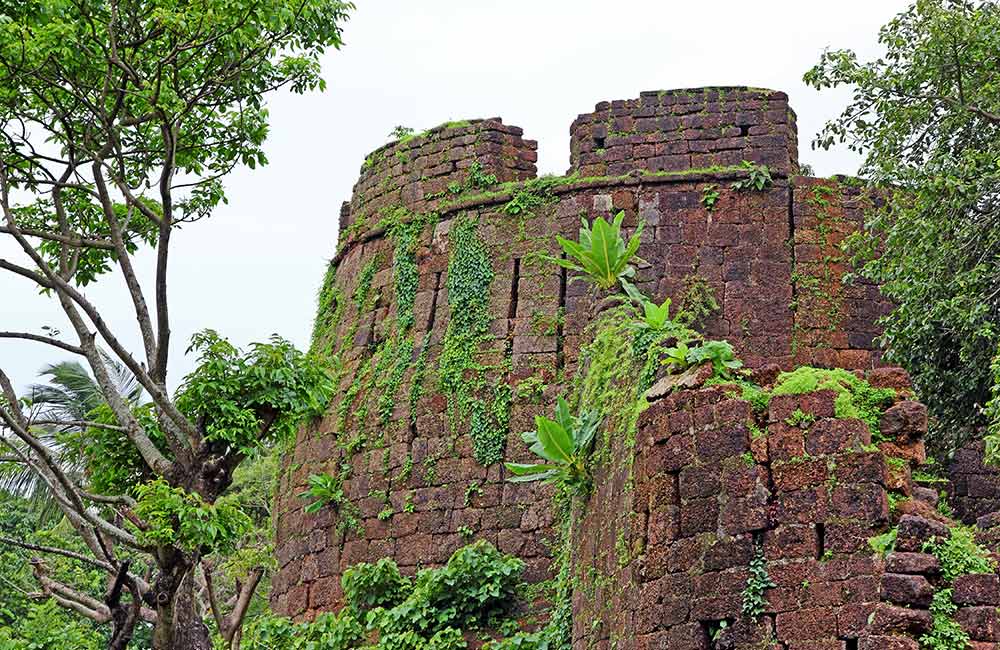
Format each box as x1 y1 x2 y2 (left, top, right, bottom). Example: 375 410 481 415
535 416 573 464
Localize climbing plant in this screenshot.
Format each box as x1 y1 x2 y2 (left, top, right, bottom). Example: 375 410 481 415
439 216 511 466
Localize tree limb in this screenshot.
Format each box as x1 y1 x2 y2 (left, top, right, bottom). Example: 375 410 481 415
0 332 84 356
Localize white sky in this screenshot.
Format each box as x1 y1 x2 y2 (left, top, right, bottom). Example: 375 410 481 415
1 0 909 393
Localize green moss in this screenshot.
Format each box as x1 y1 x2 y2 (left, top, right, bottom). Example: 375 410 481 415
676 274 720 329
311 263 345 353
771 367 896 435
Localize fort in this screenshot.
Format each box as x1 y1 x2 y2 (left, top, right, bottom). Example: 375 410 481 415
271 87 1000 649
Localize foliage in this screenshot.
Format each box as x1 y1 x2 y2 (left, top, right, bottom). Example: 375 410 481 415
662 341 692 372
738 381 773 413
370 541 522 637
740 547 775 620
0 599 106 650
771 367 897 435
438 217 510 466
687 340 744 380
662 340 743 380
0 0 354 644
923 526 996 582
446 161 499 195
785 408 817 428
622 283 682 335
730 161 773 192
700 184 721 211
983 345 1000 464
920 589 970 650
176 331 334 455
297 473 346 515
391 220 423 333
0 493 119 648
514 377 546 403
69 403 167 496
868 528 898 557
805 0 1000 456
134 479 252 554
552 211 644 291
242 610 364 650
313 265 346 351
342 558 412 614
0 0 354 232
244 542 527 650
504 397 601 494
675 274 720 329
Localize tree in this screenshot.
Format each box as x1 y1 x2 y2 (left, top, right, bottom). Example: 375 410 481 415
0 490 120 649
0 1 353 648
0 357 142 518
804 0 1000 457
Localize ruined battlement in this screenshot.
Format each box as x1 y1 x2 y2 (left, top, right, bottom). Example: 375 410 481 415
342 118 538 243
569 87 799 177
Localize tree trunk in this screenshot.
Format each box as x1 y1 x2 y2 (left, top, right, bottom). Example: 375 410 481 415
151 562 212 650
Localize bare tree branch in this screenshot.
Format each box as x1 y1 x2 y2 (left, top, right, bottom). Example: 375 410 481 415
0 332 85 356
0 536 114 572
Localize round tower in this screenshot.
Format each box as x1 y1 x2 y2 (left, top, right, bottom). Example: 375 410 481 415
271 89 890 623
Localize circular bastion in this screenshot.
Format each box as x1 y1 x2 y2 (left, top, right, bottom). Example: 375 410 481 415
270 88 913 648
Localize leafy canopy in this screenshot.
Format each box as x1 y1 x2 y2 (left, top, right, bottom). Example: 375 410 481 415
804 0 1000 455
134 479 252 554
175 331 334 455
0 0 354 240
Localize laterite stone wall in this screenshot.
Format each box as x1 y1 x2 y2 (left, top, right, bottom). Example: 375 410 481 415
570 372 939 650
271 87 898 621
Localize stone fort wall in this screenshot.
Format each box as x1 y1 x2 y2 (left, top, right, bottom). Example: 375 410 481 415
270 87 910 634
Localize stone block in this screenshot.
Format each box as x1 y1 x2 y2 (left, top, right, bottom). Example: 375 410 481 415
894 515 950 552
885 552 940 576
880 573 934 608
954 574 1000 607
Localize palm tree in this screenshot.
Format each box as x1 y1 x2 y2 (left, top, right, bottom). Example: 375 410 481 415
0 353 144 518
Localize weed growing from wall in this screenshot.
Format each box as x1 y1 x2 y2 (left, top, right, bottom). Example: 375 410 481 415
741 546 776 619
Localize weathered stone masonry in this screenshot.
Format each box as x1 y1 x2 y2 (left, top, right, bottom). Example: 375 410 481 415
271 87 1000 649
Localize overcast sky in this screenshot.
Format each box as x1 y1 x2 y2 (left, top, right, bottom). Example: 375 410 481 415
1 0 909 393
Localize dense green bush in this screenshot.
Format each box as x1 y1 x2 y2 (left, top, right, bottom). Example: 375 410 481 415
243 542 524 650
342 558 411 614
923 526 996 582
371 541 523 636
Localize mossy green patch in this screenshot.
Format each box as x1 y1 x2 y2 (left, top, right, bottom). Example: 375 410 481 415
772 367 896 435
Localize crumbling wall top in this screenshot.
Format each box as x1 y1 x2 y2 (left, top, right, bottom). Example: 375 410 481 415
569 86 799 178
